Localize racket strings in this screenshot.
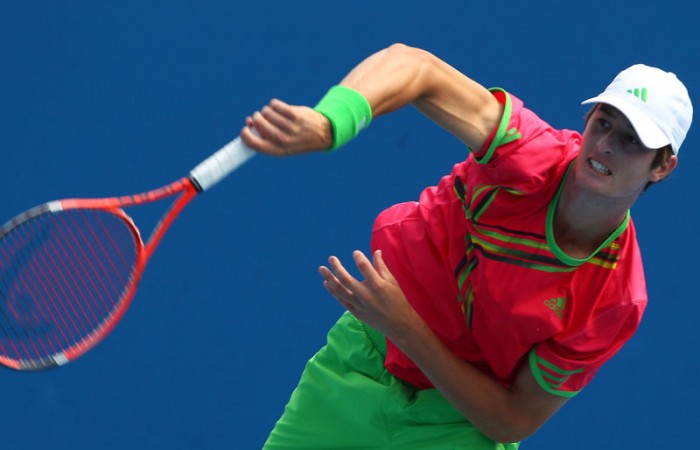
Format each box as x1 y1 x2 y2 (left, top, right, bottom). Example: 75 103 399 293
0 209 138 365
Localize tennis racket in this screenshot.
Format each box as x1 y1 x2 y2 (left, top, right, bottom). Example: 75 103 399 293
0 136 255 370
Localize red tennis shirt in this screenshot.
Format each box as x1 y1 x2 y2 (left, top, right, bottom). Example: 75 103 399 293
371 89 647 397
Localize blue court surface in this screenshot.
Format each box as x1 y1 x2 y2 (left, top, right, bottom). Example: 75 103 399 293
1 2 698 449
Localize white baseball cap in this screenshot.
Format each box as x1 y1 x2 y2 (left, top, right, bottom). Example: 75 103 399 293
582 64 693 154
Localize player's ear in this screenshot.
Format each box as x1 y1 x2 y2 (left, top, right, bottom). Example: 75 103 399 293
649 153 677 183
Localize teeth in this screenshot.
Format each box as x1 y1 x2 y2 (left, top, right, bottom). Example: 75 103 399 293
589 159 611 175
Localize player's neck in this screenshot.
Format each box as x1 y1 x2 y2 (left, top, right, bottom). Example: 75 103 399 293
554 183 632 259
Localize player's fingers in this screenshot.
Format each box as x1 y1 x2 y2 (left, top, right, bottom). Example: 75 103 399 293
240 123 264 147
240 125 286 155
269 98 299 122
319 265 352 295
246 111 295 155
328 256 367 294
261 104 295 134
319 265 359 309
372 249 396 283
251 110 282 141
352 250 382 287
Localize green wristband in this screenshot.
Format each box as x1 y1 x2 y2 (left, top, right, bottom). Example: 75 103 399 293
313 85 372 151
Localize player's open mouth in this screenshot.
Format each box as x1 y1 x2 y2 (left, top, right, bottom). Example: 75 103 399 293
588 158 612 176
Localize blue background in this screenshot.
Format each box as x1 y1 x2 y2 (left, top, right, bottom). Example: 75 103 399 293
1 2 698 449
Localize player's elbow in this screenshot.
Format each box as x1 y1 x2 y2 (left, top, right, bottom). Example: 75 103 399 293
478 410 547 444
384 42 427 58
383 43 435 76
381 43 444 99
484 422 537 445
484 427 535 444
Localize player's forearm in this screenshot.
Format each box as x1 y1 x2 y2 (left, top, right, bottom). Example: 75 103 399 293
391 317 539 443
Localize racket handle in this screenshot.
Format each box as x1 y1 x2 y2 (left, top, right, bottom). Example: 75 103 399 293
189 137 255 192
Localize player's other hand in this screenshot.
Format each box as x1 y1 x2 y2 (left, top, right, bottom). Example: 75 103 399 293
319 250 422 341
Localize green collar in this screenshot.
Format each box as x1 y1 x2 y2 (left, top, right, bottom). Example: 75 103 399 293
546 161 630 267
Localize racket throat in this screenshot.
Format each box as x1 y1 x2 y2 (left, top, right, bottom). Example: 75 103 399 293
143 187 197 259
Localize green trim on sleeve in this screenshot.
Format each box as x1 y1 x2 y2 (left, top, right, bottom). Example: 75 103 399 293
474 88 521 164
529 347 582 398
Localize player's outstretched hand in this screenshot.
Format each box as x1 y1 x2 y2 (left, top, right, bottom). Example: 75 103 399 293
319 250 422 342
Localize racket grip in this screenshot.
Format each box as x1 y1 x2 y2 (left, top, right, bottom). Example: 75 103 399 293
189 137 256 192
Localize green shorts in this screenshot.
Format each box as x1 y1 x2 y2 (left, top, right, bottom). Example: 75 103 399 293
263 312 519 450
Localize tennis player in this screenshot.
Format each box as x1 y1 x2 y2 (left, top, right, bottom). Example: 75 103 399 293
241 43 692 449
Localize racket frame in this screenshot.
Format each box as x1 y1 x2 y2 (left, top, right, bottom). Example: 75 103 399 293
0 137 253 370
0 178 197 370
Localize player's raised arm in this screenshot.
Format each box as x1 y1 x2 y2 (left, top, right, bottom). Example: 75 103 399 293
241 43 503 156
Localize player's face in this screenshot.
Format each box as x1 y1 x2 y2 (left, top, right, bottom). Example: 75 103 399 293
576 105 676 201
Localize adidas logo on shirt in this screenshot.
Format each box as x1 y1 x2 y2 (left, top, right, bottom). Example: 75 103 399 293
544 297 567 319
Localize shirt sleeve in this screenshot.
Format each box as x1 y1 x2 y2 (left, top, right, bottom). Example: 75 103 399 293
468 89 581 195
529 300 646 397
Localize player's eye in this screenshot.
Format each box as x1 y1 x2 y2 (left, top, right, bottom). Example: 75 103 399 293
624 134 640 146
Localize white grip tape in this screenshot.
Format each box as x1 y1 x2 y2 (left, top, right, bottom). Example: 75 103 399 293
189 137 255 192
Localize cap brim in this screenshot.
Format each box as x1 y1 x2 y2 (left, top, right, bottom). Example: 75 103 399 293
582 94 673 152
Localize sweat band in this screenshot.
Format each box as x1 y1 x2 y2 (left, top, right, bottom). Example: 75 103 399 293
313 85 372 151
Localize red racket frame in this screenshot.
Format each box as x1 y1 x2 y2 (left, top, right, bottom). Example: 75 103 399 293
0 177 197 370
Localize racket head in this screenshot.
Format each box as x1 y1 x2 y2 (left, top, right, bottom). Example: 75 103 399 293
0 201 144 370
